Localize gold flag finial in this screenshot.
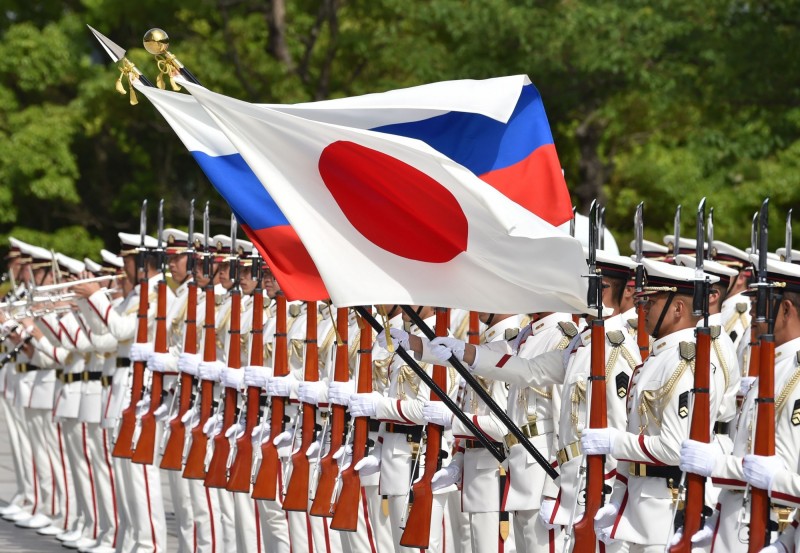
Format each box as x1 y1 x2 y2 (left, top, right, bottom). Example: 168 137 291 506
116 58 139 105
143 28 182 91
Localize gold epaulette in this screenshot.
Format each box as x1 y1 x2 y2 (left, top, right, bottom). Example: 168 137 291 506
606 330 625 347
557 321 578 338
505 328 520 341
679 342 696 362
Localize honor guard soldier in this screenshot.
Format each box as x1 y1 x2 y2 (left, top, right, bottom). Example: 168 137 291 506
0 239 37 524
580 258 724 553
680 256 800 553
711 240 754 360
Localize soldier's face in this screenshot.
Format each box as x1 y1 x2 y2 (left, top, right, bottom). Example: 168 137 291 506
642 293 667 336
122 256 136 283
264 272 280 299
168 254 188 283
240 274 257 295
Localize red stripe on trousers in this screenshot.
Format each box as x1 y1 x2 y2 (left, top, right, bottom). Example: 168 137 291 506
82 424 98 539
361 488 377 553
142 466 157 553
102 430 118 547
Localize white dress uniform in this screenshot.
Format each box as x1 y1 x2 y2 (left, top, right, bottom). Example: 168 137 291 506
707 337 800 553
373 314 458 553
82 266 171 553
505 312 578 553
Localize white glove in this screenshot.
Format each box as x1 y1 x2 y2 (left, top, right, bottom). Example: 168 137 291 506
147 352 172 373
349 392 382 418
298 381 326 405
178 352 201 376
431 463 461 491
580 427 620 455
306 431 326 458
333 444 353 468
679 439 722 477
422 401 453 429
739 376 757 397
594 501 620 544
243 365 270 388
273 427 294 447
328 381 355 406
181 405 199 428
691 512 717 547
743 454 785 490
538 498 559 530
198 360 225 382
267 374 298 398
377 327 410 351
221 367 244 390
354 446 382 476
135 396 151 417
130 342 154 362
153 402 169 422
224 422 245 440
429 336 465 363
203 413 223 437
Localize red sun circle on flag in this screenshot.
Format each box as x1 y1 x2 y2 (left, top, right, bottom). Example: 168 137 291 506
319 141 468 263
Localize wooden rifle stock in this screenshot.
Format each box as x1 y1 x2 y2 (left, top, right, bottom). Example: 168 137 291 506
183 284 217 479
205 289 242 488
637 302 649 361
331 311 371 530
670 327 712 553
468 311 480 345
400 308 448 549
573 318 607 549
252 293 287 500
113 277 150 458
228 288 265 492
748 335 775 553
283 300 319 511
161 280 198 470
311 308 350 517
132 280 168 464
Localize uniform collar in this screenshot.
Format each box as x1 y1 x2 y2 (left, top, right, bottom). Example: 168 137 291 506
530 313 572 335
483 316 521 343
651 327 696 357
604 313 625 332
775 337 800 363
696 313 722 327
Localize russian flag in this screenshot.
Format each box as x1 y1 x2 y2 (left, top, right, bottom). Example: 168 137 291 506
134 82 328 301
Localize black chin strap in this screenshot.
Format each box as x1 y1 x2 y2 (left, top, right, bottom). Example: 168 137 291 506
652 292 676 339
484 313 496 328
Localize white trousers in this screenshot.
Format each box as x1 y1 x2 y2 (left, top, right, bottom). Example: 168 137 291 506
85 423 117 547
117 457 166 553
387 493 447 553
362 485 394 553
233 490 265 552
166 469 194 553
1 394 35 511
186 477 222 553
257 498 291 553
62 419 94 537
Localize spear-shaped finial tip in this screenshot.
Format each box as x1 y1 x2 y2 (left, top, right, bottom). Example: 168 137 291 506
143 28 169 55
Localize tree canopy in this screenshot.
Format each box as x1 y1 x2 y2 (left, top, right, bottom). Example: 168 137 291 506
1 0 798 260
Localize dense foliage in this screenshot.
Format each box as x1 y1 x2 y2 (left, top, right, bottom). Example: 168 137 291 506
1 0 798 259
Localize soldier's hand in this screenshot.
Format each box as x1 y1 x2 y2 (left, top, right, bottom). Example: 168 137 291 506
328 381 355 406
743 454 785 490
377 327 409 351
580 427 619 455
71 281 101 298
354 449 381 476
422 400 453 429
349 392 382 418
538 498 559 530
431 463 461 491
679 439 722 477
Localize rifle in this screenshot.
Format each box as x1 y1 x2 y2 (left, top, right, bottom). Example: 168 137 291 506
400 307 449 548
467 311 480 345
183 203 216 479
205 215 242 488
330 310 372 530
669 198 712 553
251 291 288 500
113 200 150 459
228 254 265 492
785 210 793 263
310 307 349 516
747 212 761 379
634 202 649 361
132 199 168 465
282 300 319 511
570 201 607 551
161 199 198 470
748 199 774 553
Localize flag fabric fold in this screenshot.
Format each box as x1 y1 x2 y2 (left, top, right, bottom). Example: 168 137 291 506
179 79 589 314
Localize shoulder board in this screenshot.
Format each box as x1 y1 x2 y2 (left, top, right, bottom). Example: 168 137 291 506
288 304 302 318
796 351 800 366
710 326 721 340
679 342 696 361
558 321 578 339
627 318 638 329
505 328 520 341
736 303 749 314
606 329 626 347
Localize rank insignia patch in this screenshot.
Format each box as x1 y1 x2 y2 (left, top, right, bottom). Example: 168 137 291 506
616 373 629 399
678 391 689 419
792 400 800 427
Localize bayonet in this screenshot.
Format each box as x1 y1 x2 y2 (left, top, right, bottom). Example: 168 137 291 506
229 214 239 287
673 205 682 256
587 201 600 314
569 206 577 238
156 199 166 278
693 198 706 318
786 209 793 263
634 203 644 264
186 199 196 275
138 199 148 280
202 202 211 279
755 199 769 323
598 206 606 250
707 207 714 261
751 212 759 254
